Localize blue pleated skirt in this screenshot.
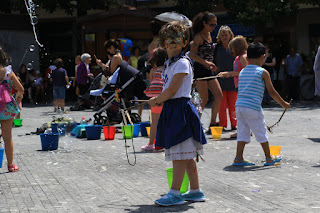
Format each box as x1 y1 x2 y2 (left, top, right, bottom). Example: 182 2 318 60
155 97 207 149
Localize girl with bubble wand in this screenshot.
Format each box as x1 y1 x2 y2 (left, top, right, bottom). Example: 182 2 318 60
0 47 24 172
149 21 207 206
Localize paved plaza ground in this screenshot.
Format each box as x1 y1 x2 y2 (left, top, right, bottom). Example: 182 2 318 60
0 101 320 212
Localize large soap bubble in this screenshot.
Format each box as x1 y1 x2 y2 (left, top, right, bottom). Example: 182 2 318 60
26 63 33 70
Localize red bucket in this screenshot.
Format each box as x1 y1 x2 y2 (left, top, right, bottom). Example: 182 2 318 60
103 126 116 140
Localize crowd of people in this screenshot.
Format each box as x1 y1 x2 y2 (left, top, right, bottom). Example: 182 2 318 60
1 10 319 207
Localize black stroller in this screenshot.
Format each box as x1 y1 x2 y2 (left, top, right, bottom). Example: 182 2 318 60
70 73 104 111
93 61 147 125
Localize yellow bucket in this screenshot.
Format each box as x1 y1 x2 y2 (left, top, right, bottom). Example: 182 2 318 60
146 127 151 138
270 146 282 156
210 126 223 139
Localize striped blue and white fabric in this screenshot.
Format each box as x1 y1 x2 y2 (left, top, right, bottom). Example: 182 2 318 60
235 64 265 111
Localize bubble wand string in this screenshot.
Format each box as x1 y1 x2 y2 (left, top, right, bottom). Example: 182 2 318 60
24 0 43 47
267 99 292 133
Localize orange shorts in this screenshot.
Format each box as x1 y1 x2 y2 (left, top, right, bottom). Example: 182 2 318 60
151 106 163 114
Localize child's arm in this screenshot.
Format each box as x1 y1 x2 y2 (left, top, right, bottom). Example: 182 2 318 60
218 71 239 78
11 72 24 103
149 73 187 107
262 70 290 109
240 54 248 68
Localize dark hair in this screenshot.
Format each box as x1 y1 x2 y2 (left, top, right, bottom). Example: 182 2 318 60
159 21 190 49
247 42 266 59
53 58 64 68
131 46 140 54
104 39 120 51
150 20 164 36
192 12 216 35
20 64 26 72
0 46 9 66
149 47 167 67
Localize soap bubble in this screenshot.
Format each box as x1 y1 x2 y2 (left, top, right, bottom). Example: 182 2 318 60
26 63 33 70
31 16 38 25
29 45 35 52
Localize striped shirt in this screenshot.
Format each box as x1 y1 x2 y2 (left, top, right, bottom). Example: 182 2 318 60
144 66 164 98
235 65 265 111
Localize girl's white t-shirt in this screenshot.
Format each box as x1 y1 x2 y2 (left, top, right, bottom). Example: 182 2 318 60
162 58 193 99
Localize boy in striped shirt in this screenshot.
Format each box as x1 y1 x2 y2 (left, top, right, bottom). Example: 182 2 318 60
233 42 290 166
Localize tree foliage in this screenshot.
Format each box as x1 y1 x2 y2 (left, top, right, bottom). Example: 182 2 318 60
173 0 320 24
0 0 121 17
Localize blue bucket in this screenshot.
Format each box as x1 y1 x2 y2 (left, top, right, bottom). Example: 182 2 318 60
129 124 140 138
85 125 102 140
51 123 59 134
58 124 66 136
0 148 4 168
40 133 59 151
140 122 150 137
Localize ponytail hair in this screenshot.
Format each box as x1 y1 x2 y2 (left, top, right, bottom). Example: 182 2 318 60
192 11 216 35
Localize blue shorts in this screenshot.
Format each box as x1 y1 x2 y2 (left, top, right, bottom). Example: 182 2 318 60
53 86 65 100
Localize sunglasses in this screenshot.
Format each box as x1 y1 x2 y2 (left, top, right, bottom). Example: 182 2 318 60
165 37 183 45
207 23 217 27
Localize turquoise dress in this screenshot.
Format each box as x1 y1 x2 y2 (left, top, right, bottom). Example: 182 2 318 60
0 67 20 120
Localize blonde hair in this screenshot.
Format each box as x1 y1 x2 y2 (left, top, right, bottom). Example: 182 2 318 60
216 25 234 44
228 35 248 56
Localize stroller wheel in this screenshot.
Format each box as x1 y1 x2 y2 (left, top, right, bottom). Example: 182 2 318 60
94 115 109 125
130 113 141 124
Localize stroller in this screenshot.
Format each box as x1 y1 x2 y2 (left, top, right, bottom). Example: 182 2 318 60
93 60 147 125
70 73 104 111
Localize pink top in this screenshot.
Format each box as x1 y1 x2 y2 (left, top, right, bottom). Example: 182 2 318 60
144 66 164 98
233 52 246 88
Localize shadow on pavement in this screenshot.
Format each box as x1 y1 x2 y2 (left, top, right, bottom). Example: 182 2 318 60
308 138 320 143
124 203 195 212
223 165 275 172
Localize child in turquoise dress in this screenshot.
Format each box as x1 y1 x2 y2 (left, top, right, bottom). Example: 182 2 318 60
149 21 207 206
0 47 24 172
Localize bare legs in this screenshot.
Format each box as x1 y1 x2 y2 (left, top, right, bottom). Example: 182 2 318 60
234 141 273 164
196 79 222 125
171 159 200 191
149 112 160 145
1 119 14 167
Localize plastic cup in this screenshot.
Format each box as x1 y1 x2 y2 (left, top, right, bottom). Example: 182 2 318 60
129 124 140 138
40 133 59 151
140 122 150 137
166 168 189 193
85 125 102 140
146 127 151 138
210 126 223 138
13 119 23 127
103 126 116 140
121 125 133 139
270 146 282 157
0 148 4 168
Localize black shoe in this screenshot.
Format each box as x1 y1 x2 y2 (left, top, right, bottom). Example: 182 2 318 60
206 123 219 135
231 126 237 131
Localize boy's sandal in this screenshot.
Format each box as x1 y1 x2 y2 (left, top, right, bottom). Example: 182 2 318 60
230 133 237 138
232 158 255 166
8 164 19 172
264 157 282 166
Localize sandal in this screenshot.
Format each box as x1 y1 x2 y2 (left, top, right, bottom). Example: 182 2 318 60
264 157 282 166
232 158 255 166
230 133 237 138
8 164 19 172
